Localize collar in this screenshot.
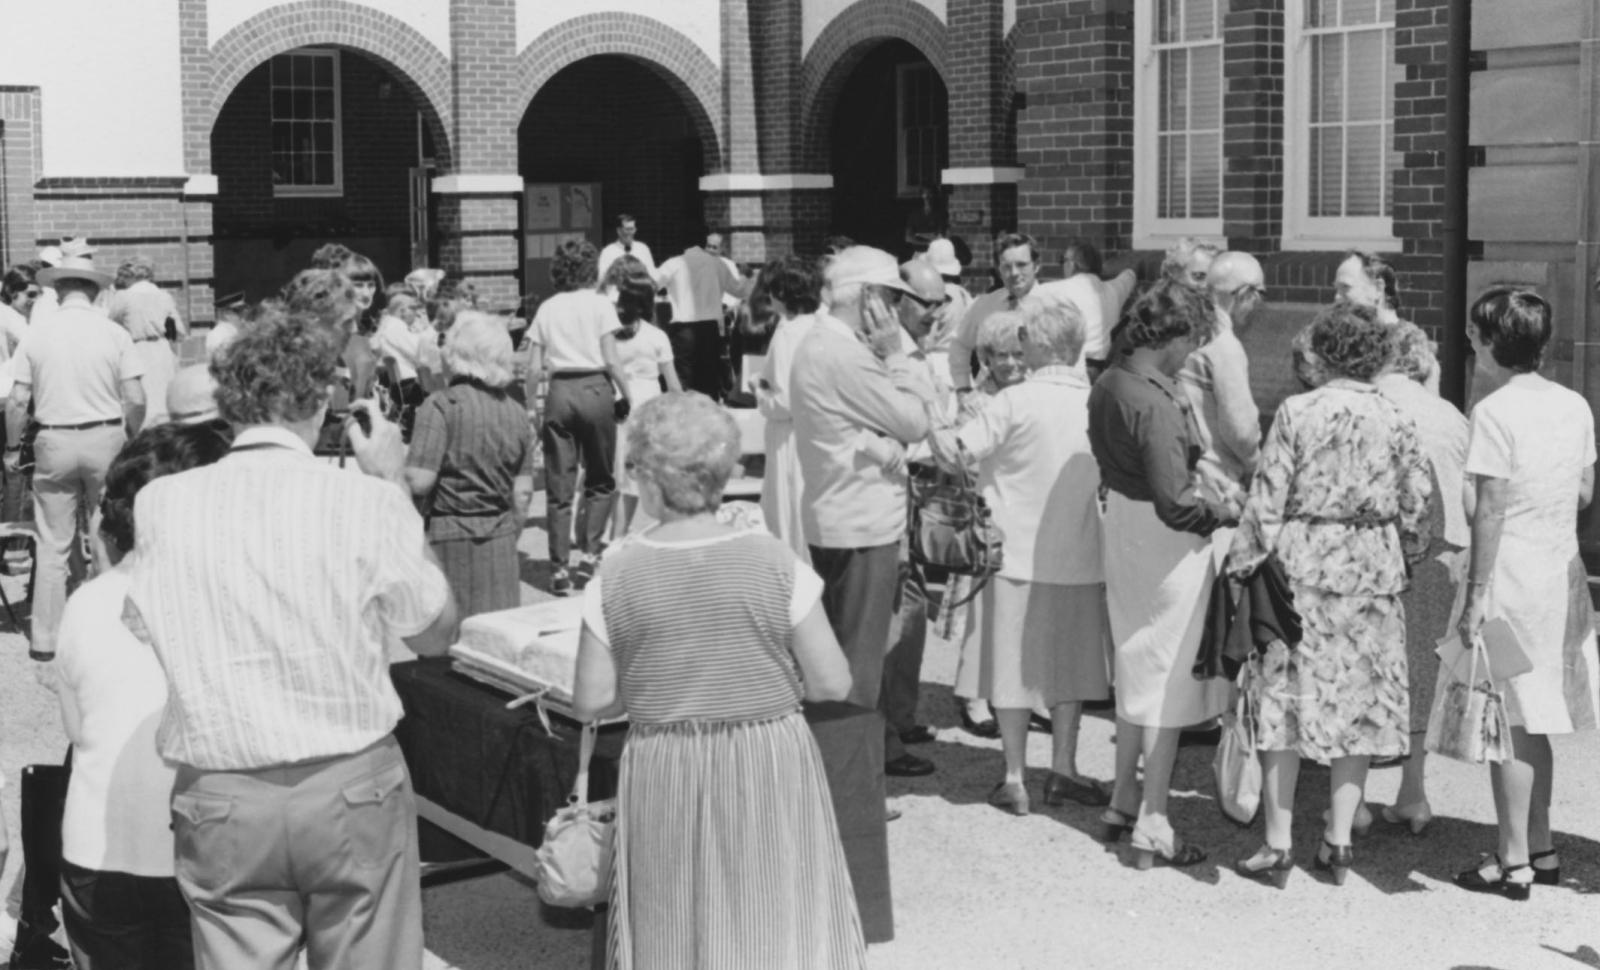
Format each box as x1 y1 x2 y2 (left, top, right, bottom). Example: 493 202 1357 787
230 425 314 457
1030 363 1089 387
1323 377 1377 393
1118 354 1168 384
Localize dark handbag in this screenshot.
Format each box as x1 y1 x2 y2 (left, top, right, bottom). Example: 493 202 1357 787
906 451 1002 608
13 757 70 959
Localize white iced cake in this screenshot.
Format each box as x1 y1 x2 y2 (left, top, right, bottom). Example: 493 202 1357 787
452 598 585 700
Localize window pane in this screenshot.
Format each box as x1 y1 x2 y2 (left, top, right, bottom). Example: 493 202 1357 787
313 54 333 86
1190 45 1221 130
1342 0 1378 25
1190 132 1221 217
314 89 334 120
1160 134 1188 218
1314 126 1344 216
1160 49 1188 131
271 123 291 153
312 122 333 154
1346 123 1383 215
292 55 311 87
1346 30 1385 121
1312 35 1344 124
1158 0 1181 43
1379 0 1395 20
292 90 312 119
314 154 334 186
271 90 292 119
271 154 289 184
1184 0 1216 41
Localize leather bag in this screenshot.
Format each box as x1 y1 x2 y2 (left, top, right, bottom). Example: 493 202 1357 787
1425 632 1513 765
534 722 616 909
906 452 1003 608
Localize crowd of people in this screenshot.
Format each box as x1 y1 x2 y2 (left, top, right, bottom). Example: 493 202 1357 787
0 210 1592 970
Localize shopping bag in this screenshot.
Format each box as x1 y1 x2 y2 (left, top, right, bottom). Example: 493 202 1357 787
1425 632 1512 764
1213 669 1262 826
534 723 616 908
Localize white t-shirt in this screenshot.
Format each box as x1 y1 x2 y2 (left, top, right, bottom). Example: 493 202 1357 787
616 322 673 390
528 290 622 371
598 240 657 283
56 566 177 876
372 313 426 382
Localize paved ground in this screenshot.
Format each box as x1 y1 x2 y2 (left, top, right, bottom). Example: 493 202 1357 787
3 493 1600 970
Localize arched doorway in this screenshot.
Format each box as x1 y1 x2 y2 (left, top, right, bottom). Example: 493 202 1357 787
210 46 445 300
828 40 948 258
519 55 711 298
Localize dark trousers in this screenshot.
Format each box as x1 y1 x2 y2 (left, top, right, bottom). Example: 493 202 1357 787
809 543 905 762
60 862 194 970
667 320 726 401
542 373 617 566
881 560 929 756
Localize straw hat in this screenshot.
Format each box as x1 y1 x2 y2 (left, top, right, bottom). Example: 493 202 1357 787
924 238 962 277
37 237 112 288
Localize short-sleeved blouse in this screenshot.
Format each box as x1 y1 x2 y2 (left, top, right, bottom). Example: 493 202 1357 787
406 379 535 540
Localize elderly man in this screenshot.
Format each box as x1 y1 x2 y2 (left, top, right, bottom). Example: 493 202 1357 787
1179 250 1265 495
656 230 750 400
792 246 935 789
123 310 457 970
4 245 144 660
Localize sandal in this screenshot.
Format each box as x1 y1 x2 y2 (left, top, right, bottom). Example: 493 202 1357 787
1454 853 1532 901
1235 844 1294 889
1097 807 1135 844
1531 849 1561 886
1130 822 1206 870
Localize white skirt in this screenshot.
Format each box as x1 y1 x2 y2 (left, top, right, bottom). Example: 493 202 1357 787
1101 491 1229 728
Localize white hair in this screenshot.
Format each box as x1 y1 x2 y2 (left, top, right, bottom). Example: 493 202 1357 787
442 311 515 387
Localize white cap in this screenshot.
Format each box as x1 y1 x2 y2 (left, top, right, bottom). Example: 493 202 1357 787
825 246 916 295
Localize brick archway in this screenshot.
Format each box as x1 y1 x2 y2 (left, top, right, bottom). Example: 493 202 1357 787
515 14 723 170
800 0 950 171
203 0 454 170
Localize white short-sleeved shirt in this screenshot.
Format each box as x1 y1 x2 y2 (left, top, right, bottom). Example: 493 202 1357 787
528 290 622 371
616 323 673 385
372 313 426 382
598 241 657 283
13 302 143 424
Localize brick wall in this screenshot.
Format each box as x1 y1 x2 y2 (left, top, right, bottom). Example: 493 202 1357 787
1221 0 1284 252
1392 0 1451 336
0 88 41 269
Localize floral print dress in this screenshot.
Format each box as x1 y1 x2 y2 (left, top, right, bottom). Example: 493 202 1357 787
1228 379 1433 761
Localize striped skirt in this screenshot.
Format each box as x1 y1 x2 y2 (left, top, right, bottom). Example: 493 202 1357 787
608 713 866 970
429 524 522 619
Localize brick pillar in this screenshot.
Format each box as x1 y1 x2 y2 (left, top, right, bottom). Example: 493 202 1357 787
439 0 522 308
1392 0 1451 335
944 0 1017 286
0 88 41 268
1015 0 1135 263
177 0 218 323
703 0 831 262
1221 0 1284 252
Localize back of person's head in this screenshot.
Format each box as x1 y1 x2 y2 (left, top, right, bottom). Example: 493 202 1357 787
282 268 358 335
758 255 822 316
211 307 343 426
1389 321 1440 386
442 311 516 388
1062 238 1103 276
1308 302 1393 381
1017 297 1085 366
100 423 232 559
1 263 37 305
976 310 1025 356
1119 278 1217 352
612 260 656 326
551 239 599 293
1160 237 1221 282
824 234 856 255
385 292 423 324
114 256 157 290
1348 250 1402 316
428 277 475 332
626 392 740 515
309 243 354 270
1469 286 1551 373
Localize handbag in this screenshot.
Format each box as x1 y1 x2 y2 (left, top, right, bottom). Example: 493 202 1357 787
906 449 1003 609
1425 632 1513 765
1213 667 1262 826
534 722 617 909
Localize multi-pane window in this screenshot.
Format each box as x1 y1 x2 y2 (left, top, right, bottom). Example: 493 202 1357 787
1134 0 1224 244
270 49 341 195
896 62 947 197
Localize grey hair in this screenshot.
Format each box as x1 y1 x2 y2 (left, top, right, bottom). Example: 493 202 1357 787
1161 236 1221 280
1389 322 1439 386
1017 296 1085 366
976 310 1025 356
626 392 741 515
442 311 515 388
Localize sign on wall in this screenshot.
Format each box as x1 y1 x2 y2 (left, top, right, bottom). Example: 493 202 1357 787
523 182 603 305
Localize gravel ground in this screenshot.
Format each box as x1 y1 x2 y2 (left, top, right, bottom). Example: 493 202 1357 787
3 496 1599 970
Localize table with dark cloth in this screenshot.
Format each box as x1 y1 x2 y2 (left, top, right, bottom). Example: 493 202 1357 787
391 661 894 947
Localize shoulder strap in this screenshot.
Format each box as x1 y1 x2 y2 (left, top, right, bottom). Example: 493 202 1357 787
571 721 598 806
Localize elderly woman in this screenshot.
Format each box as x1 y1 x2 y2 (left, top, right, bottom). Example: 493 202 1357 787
54 422 229 970
1226 303 1432 889
933 301 1111 815
109 256 185 426
1087 280 1230 868
525 238 632 595
1454 288 1598 900
756 255 824 561
404 311 535 618
1161 237 1220 290
1372 323 1470 834
571 392 865 970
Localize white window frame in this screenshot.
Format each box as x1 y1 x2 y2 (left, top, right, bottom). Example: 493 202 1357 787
895 62 944 199
1132 0 1226 251
1282 0 1400 252
271 48 343 198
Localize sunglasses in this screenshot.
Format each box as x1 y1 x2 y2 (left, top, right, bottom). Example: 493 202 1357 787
1232 283 1266 300
904 291 950 311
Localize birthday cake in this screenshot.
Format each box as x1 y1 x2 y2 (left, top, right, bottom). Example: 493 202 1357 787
451 598 585 703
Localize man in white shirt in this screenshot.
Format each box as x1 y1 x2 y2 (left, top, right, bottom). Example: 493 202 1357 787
1058 237 1139 376
655 232 751 401
1181 250 1265 495
124 309 457 970
596 213 657 283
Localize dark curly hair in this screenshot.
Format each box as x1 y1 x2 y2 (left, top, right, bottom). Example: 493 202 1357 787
211 307 344 425
551 239 599 293
607 256 656 325
100 423 232 557
758 255 822 316
1 262 38 305
1308 302 1394 381
1117 278 1217 352
1346 250 1402 316
282 269 358 335
309 243 354 270
1469 286 1551 373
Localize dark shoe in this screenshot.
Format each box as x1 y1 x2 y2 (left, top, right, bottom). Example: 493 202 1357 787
573 553 602 588
8 929 71 970
1314 838 1355 887
1531 849 1561 886
1028 712 1052 733
1130 823 1206 869
1041 772 1112 808
1097 808 1135 844
1455 853 1533 901
884 753 936 777
549 567 572 597
898 725 937 745
1236 845 1295 889
959 706 999 739
988 780 1029 816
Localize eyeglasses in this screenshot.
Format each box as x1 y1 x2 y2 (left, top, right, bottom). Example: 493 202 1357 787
1232 283 1266 301
904 292 950 311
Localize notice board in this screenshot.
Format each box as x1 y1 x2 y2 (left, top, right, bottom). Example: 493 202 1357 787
523 183 603 305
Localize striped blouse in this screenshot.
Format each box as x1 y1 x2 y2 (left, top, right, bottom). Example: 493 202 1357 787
581 531 823 725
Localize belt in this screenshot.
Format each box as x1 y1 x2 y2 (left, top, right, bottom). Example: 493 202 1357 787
36 418 122 431
550 369 606 380
133 335 165 343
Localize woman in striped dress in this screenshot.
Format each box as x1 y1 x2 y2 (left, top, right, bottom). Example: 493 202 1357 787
571 391 866 970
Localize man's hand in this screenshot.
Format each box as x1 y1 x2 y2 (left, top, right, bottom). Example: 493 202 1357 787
2 448 20 474
346 400 406 483
860 290 904 360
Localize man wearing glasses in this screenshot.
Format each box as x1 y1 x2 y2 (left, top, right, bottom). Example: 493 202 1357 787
947 232 1045 397
1180 250 1267 506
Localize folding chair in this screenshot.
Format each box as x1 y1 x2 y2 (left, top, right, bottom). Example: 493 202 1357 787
0 518 38 632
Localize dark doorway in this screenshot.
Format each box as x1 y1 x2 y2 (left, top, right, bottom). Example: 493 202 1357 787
828 41 948 258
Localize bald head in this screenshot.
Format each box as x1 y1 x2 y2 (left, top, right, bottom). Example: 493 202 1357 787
167 365 221 425
1207 251 1266 328
898 258 948 342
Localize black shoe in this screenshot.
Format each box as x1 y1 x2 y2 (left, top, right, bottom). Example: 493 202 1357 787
1313 838 1354 887
549 567 572 597
884 753 936 777
1455 853 1533 901
1028 712 1052 733
9 930 71 970
959 707 999 739
898 725 937 745
1531 849 1561 886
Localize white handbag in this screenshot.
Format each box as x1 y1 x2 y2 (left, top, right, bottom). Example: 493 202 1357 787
534 722 617 908
1214 668 1263 826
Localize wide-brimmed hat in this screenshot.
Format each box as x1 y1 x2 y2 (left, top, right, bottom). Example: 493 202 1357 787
826 246 917 296
924 238 962 276
38 238 112 288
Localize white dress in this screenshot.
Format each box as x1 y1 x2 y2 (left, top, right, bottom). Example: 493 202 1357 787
614 323 674 498
1466 373 1600 733
757 314 818 564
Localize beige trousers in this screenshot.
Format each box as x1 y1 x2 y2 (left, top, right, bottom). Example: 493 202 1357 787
31 424 124 655
170 736 424 970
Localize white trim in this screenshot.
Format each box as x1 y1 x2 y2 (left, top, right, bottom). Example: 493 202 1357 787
1281 1 1400 250
430 174 524 195
1132 0 1226 249
697 173 835 192
941 167 1026 185
183 175 219 197
270 49 344 198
